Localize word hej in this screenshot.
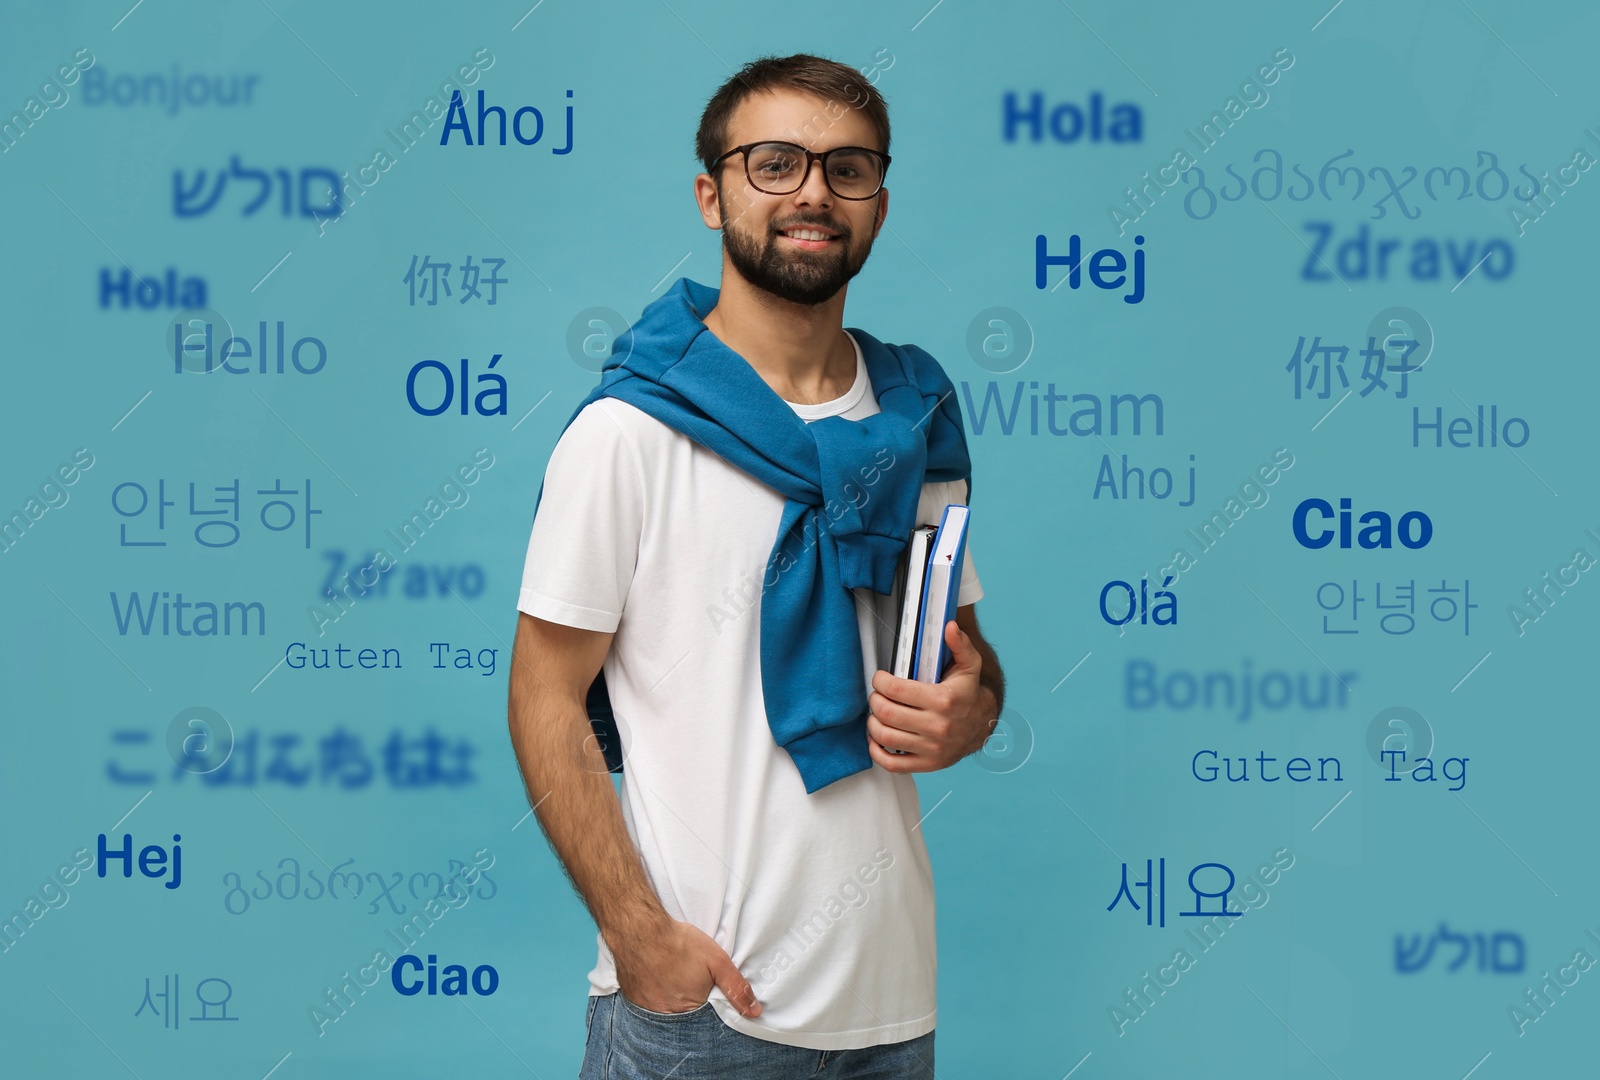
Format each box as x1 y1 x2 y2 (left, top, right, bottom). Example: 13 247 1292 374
0 48 94 155
321 551 485 602
1286 334 1420 401
222 855 496 916
172 319 327 375
1398 925 1523 974
308 848 494 1035
403 255 506 306
961 383 1162 437
173 158 342 219
1127 658 1356 722
1002 91 1141 143
1317 579 1476 637
1292 498 1433 550
0 846 94 955
1109 848 1295 1036
284 641 498 676
1106 47 1294 236
114 478 320 549
438 88 574 150
1181 148 1590 225
1509 930 1600 1036
99 832 183 890
108 725 476 790
100 267 206 310
134 975 239 1029
393 955 498 997
1 447 94 556
407 355 507 416
1507 527 1600 637
1301 223 1512 284
310 449 496 636
1035 233 1145 303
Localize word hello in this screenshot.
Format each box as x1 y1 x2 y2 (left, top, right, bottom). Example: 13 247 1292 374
1413 405 1528 448
1035 233 1146 303
0 48 94 155
173 320 327 375
391 954 499 996
1292 498 1433 550
960 384 1163 437
1002 91 1141 143
99 833 183 890
111 592 265 636
1127 659 1357 721
83 67 260 112
439 89 574 152
1094 454 1194 503
1100 577 1177 626
0 447 94 555
406 355 507 416
100 267 207 309
1302 223 1513 283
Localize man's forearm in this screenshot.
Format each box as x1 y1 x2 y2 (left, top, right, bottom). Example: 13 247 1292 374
507 678 667 945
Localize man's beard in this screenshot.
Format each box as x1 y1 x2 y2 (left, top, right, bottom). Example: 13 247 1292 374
718 188 876 305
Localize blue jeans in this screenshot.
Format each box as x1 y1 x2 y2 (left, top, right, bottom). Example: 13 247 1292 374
578 992 936 1079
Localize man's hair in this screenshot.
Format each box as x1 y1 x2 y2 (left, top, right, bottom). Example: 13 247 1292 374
695 54 890 181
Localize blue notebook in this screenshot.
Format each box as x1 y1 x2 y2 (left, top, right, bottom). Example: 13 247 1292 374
909 503 970 683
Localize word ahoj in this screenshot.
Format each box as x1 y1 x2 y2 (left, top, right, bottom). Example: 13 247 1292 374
439 89 573 152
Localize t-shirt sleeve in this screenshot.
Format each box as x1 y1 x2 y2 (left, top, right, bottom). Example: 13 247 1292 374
517 401 645 633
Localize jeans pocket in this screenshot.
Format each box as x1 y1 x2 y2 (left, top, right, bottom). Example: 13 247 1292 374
618 994 713 1024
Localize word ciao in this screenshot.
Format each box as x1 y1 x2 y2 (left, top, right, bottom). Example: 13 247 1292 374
1507 528 1600 637
1301 223 1512 283
1 447 94 556
1184 148 1569 221
99 832 183 890
0 847 94 955
308 848 495 1036
1292 498 1433 550
1035 233 1146 303
222 855 496 915
406 355 507 416
0 48 94 155
1002 91 1141 143
1127 659 1357 721
83 67 259 112
1106 48 1293 236
1398 925 1523 973
174 157 341 219
392 954 498 996
439 89 574 151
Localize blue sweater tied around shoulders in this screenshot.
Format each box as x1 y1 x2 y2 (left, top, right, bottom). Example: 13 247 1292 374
529 277 972 793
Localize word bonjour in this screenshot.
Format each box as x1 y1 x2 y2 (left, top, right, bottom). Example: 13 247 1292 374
1106 48 1294 236
392 954 498 997
1110 847 1294 1035
83 66 259 112
1127 659 1357 722
1 447 94 555
308 847 495 1035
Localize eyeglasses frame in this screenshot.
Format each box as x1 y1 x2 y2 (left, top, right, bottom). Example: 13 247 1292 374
708 141 892 200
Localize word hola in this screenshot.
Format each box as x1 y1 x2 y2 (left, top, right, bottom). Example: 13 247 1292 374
1035 233 1146 303
407 355 507 416
99 832 183 889
440 89 573 152
1002 91 1141 143
392 954 499 996
100 268 207 310
1293 498 1433 550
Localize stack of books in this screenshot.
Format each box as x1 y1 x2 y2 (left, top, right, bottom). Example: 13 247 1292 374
887 503 970 684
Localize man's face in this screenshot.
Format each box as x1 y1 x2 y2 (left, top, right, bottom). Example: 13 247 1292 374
708 90 887 306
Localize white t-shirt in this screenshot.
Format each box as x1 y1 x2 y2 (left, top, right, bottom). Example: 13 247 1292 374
517 330 982 1050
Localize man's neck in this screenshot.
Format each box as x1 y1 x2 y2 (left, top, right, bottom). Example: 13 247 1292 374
701 271 856 407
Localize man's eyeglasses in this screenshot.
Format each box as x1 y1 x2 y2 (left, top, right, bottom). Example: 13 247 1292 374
709 141 891 200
